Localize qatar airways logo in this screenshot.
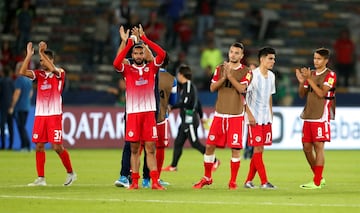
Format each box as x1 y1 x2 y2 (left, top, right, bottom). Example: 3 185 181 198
135 77 148 86
40 80 52 90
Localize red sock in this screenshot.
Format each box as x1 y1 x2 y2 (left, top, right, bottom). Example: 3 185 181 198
150 170 159 184
253 152 268 184
311 166 315 174
131 172 140 185
245 158 256 182
58 149 73 173
230 160 240 183
156 148 165 175
36 151 45 177
204 162 213 179
313 165 323 186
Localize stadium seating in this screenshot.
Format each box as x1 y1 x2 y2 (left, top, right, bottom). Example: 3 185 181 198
4 0 356 105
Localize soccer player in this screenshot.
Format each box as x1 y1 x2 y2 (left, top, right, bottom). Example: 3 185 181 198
243 47 277 189
150 54 177 186
19 41 76 186
295 47 336 189
113 24 166 190
193 42 252 190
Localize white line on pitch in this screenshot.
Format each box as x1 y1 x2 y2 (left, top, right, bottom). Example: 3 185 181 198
0 195 359 208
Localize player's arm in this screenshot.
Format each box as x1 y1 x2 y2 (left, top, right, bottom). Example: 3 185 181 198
38 41 62 76
210 65 227 92
143 44 154 62
18 42 35 79
296 68 308 98
306 78 331 98
138 24 166 66
168 78 177 106
131 26 154 62
302 67 331 98
269 95 273 119
116 26 130 65
196 99 204 120
245 104 256 125
113 35 135 71
8 88 21 114
226 67 247 94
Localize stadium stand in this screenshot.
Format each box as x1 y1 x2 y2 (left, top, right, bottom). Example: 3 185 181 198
1 0 358 106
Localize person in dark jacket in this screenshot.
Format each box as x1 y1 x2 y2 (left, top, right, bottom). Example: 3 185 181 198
163 64 219 172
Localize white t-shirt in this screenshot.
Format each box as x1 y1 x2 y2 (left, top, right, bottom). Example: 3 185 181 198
246 67 276 124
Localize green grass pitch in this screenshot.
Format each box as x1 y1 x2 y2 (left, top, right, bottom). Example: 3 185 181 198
1 148 359 212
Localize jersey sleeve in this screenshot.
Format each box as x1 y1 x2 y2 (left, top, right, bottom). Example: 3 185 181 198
211 65 222 83
113 39 134 72
169 78 177 106
324 71 336 88
240 69 252 86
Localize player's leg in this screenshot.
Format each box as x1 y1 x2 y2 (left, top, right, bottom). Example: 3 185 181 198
28 142 47 186
142 146 150 188
6 112 14 149
193 144 215 189
229 148 241 189
28 116 47 186
227 116 244 189
115 141 131 187
313 141 325 186
144 141 164 190
168 124 187 169
244 125 257 186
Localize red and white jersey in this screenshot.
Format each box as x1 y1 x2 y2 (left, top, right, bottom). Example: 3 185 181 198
117 62 159 114
31 69 65 116
303 68 336 122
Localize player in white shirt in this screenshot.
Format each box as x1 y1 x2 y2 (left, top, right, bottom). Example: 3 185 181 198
244 47 277 189
19 41 76 187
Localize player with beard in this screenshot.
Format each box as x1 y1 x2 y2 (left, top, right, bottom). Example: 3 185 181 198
113 25 166 190
193 42 252 190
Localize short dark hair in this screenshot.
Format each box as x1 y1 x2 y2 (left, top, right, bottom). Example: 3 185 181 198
132 41 144 52
44 49 55 60
315 47 330 59
231 42 244 50
178 64 192 80
258 47 276 60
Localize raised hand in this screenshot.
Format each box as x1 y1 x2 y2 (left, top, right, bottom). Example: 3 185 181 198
38 41 47 52
301 67 311 79
26 42 34 56
131 26 140 42
138 24 145 37
119 25 129 41
223 61 232 79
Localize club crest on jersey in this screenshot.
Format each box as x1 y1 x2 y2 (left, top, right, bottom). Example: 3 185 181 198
135 77 148 86
144 67 149 72
40 80 52 90
128 131 134 137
